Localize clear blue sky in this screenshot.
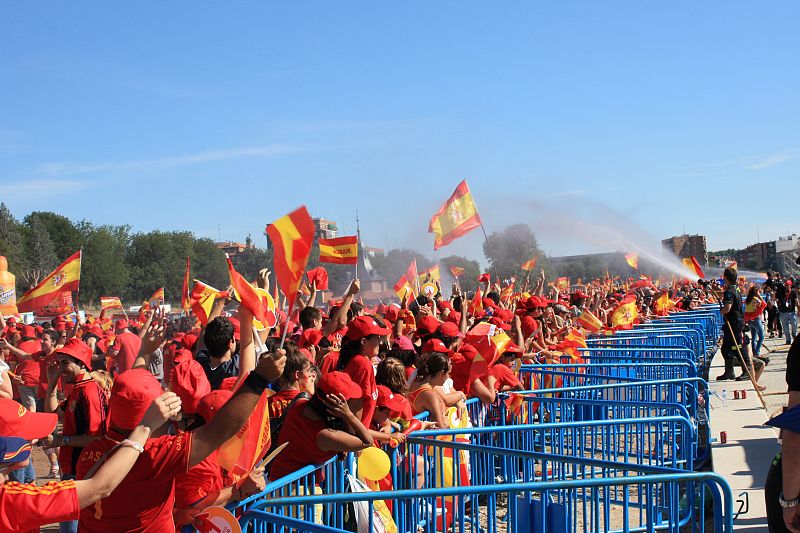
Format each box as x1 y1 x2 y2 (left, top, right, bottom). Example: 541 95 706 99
2 3 798 263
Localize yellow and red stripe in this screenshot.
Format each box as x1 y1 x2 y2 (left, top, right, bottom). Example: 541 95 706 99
318 236 358 265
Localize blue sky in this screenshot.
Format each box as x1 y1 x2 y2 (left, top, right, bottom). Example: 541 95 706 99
2 2 798 263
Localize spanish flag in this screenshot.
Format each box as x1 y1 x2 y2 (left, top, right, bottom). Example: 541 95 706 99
318 236 358 265
100 296 123 311
428 180 482 250
418 264 441 285
625 253 639 269
449 265 465 278
17 250 81 313
393 259 418 300
610 295 639 330
467 287 484 316
190 280 228 326
520 257 537 271
227 258 272 328
500 283 515 303
653 292 676 316
555 276 569 292
181 256 191 312
576 309 603 333
682 256 705 279
148 287 165 305
266 207 315 312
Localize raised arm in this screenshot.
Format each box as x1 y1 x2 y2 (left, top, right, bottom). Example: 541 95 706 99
322 279 360 336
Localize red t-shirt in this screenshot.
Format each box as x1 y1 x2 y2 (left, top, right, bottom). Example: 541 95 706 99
60 376 108 477
0 480 79 533
173 451 223 511
270 399 334 480
491 363 521 391
114 331 142 374
521 315 540 340
342 355 377 427
76 432 192 533
319 351 340 376
14 340 42 387
269 389 301 419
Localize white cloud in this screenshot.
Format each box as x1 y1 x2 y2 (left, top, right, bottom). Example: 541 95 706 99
38 144 302 176
748 152 795 170
3 179 90 198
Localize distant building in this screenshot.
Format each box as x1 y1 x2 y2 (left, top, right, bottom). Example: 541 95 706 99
364 246 384 258
776 233 800 254
735 241 777 272
661 234 707 264
312 218 338 242
215 241 251 257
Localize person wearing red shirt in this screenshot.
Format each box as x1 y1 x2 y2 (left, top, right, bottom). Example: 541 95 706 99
336 316 390 428
490 343 524 392
75 313 286 533
269 351 317 419
270 371 373 481
0 393 180 533
0 326 42 411
110 319 141 374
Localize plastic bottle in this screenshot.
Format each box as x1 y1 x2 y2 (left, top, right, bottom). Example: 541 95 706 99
0 256 17 316
721 389 727 406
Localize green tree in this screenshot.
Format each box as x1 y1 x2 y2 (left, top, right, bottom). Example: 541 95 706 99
231 246 273 282
440 255 480 294
0 203 29 292
370 249 433 289
127 231 197 303
192 239 228 291
78 222 131 305
23 211 83 262
482 223 544 283
22 216 58 288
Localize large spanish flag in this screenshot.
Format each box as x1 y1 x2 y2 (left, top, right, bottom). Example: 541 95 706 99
190 280 228 326
318 236 358 265
682 256 705 279
610 295 639 330
428 180 482 250
266 206 315 312
100 296 123 311
418 264 440 285
17 250 81 313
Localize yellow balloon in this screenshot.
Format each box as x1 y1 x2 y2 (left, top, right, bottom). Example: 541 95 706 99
358 447 391 481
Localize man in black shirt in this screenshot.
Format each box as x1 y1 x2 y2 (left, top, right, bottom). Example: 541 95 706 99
717 266 744 380
777 280 798 345
195 316 240 389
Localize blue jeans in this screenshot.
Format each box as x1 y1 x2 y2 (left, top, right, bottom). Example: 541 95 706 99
780 312 798 344
748 318 764 356
60 474 78 533
9 460 35 483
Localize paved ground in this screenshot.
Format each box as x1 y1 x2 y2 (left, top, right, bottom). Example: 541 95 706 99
708 333 794 533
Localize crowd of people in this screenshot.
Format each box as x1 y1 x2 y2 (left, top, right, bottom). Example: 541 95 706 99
0 265 798 532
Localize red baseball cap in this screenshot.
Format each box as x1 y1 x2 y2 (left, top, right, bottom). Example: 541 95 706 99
382 305 400 323
56 338 93 369
482 297 497 310
436 321 464 338
376 385 406 414
298 328 323 349
170 360 211 415
108 369 163 433
503 342 523 356
344 316 390 341
21 325 36 339
219 376 238 391
197 390 232 422
391 335 414 351
488 317 511 331
114 319 129 330
422 338 451 354
458 344 480 361
181 333 198 351
416 316 440 336
0 398 57 441
317 371 362 400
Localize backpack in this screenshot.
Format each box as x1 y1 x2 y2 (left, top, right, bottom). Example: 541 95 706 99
267 391 310 456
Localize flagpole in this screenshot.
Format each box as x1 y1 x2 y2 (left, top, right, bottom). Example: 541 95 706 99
74 248 83 320
479 223 500 285
355 209 361 280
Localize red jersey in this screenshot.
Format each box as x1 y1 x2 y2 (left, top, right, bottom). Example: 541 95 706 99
76 432 192 533
269 389 301 419
0 480 79 533
114 331 142 374
270 399 333 480
490 363 521 391
173 451 223 511
13 340 42 387
59 376 108 477
342 355 377 427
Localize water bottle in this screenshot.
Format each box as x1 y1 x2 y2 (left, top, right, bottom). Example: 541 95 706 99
721 389 728 406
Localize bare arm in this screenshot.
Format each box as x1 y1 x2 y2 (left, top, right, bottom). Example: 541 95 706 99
133 311 166 370
322 280 360 337
470 377 497 404
316 393 374 452
0 370 12 399
237 305 256 385
74 393 180 508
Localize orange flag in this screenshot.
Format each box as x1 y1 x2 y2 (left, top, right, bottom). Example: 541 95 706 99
468 287 484 316
610 295 639 330
520 257 537 271
17 250 81 313
318 236 358 265
428 180 482 250
576 309 603 333
682 256 705 279
266 206 315 312
227 258 272 327
449 265 465 278
181 256 191 312
393 259 418 299
625 253 639 269
216 384 271 479
190 280 228 326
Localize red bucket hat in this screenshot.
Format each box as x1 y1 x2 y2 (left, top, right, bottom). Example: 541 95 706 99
170 360 212 415
108 369 163 433
317 371 362 400
56 338 93 370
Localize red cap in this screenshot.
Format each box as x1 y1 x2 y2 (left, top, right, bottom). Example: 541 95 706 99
458 344 480 361
114 319 129 331
422 338 451 354
495 309 514 322
437 300 454 312
391 335 414 351
55 322 67 332
344 316 391 341
197 390 232 422
416 316 440 336
786 280 793 287
488 317 511 331
181 333 198 351
503 342 523 356
34 325 43 335
173 348 193 365
298 328 323 349
108 369 162 432
382 305 400 323
56 338 93 369
21 325 36 339
318 371 362 400
170 360 212 415
436 321 464 338
481 297 497 310
229 317 241 341
219 377 238 391
0 398 58 441
376 385 406 414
